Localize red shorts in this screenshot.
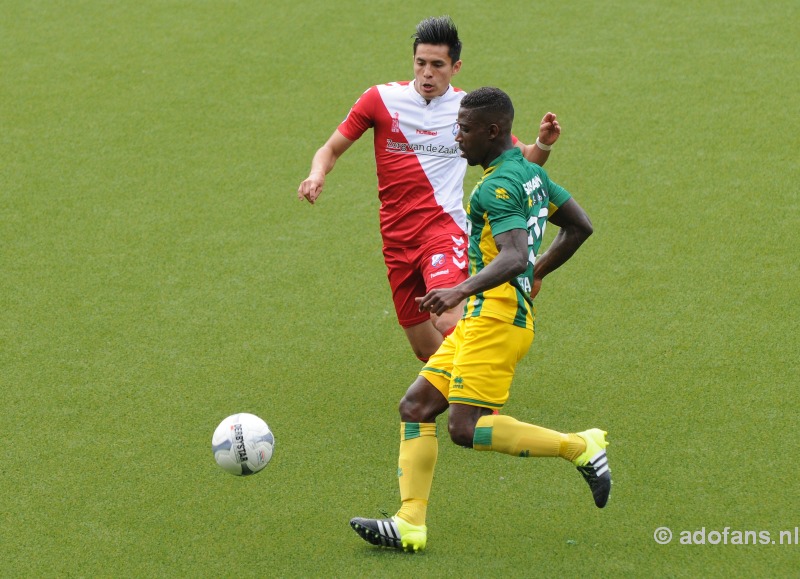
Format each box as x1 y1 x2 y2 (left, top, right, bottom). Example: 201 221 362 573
384 234 469 328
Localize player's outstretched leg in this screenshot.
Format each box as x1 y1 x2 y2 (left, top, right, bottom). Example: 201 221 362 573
573 428 611 508
349 515 427 552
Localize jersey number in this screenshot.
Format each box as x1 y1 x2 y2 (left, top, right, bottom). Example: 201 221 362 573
526 207 550 266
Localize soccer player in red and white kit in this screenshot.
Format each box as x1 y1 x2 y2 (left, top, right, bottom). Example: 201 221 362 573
297 16 561 361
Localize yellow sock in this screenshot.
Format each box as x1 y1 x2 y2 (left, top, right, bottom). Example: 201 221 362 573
473 415 586 461
396 422 437 527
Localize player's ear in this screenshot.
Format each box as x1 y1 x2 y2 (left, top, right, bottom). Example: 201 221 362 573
488 123 500 140
452 59 462 74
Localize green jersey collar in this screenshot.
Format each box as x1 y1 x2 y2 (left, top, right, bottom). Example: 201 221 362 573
485 147 522 174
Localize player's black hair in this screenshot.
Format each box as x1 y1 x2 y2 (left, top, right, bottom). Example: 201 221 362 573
460 87 515 126
413 16 462 63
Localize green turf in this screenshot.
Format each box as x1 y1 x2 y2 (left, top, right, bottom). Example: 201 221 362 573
2 0 798 576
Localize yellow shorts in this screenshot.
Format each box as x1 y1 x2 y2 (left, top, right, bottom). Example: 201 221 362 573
420 315 534 409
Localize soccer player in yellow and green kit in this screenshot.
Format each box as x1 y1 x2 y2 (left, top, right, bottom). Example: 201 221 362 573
350 87 610 552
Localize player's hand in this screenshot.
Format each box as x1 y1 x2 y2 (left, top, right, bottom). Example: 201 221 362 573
416 288 466 316
537 112 561 148
297 173 325 204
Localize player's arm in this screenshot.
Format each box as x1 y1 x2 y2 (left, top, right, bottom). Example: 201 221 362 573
515 112 561 166
416 229 529 316
297 130 355 204
531 198 593 298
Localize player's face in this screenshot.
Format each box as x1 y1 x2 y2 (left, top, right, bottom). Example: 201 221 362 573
413 44 461 100
455 107 493 167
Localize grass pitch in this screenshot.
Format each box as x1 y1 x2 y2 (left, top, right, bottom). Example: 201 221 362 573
2 0 798 576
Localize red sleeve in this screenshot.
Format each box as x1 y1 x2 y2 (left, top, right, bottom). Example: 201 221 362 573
338 86 379 142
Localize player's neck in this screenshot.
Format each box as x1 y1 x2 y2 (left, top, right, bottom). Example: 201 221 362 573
481 144 515 170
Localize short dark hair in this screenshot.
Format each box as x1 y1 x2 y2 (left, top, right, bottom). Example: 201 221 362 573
460 87 515 125
412 16 462 64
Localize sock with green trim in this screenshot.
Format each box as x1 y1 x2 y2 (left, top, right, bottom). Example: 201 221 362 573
396 422 438 527
473 414 585 460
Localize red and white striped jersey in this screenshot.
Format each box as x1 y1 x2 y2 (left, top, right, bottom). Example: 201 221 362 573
338 81 468 248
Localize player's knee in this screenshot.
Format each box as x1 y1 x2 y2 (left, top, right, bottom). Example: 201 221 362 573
399 392 437 423
399 379 447 423
398 394 418 422
447 419 475 448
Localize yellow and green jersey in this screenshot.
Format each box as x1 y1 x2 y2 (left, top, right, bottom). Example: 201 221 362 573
464 148 571 329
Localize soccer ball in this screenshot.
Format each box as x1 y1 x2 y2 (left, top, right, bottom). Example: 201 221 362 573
212 413 274 475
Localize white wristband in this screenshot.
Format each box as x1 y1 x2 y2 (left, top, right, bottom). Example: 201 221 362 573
535 138 552 151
